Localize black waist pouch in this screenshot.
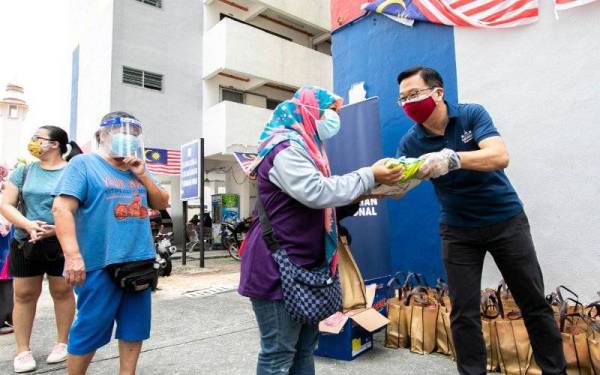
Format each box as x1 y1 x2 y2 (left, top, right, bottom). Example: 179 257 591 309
106 259 158 293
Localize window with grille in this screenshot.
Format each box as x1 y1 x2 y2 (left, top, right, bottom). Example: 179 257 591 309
135 0 162 8
221 88 244 104
123 66 163 91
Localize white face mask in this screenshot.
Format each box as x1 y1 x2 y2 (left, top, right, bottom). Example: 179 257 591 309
317 109 341 140
302 105 342 140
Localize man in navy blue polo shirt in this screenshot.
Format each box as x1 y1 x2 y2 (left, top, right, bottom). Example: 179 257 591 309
396 66 565 375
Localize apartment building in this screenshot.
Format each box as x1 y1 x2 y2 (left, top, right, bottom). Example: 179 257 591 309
70 0 331 238
202 0 332 218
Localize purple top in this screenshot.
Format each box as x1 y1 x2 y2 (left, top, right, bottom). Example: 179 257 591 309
238 141 375 300
238 142 324 300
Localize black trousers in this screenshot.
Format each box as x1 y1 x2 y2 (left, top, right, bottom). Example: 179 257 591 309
440 212 566 375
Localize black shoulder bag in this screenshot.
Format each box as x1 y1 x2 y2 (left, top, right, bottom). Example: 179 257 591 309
255 194 341 324
16 165 63 262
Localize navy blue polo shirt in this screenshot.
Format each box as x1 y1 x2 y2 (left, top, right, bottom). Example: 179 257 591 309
397 102 523 227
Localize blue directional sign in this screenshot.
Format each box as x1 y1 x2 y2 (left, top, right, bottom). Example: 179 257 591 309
180 140 202 201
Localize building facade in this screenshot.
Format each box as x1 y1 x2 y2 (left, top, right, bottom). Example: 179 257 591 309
70 0 332 243
202 0 332 220
70 0 204 242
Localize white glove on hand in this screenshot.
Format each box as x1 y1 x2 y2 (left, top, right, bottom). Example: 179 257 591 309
417 148 461 179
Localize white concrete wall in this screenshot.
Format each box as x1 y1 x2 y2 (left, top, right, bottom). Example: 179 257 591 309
70 0 114 145
204 0 248 30
255 0 330 31
203 74 293 110
250 16 312 47
204 0 329 35
203 18 332 91
251 85 293 102
111 0 204 150
454 2 600 301
203 100 272 156
204 1 314 47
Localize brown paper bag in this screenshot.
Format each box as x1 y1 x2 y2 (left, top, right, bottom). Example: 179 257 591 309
481 290 503 372
385 296 412 349
337 237 367 312
436 305 453 356
495 317 532 375
588 328 600 375
482 317 500 372
562 333 592 375
385 298 401 348
561 314 593 375
497 280 519 314
385 272 426 349
409 295 439 355
526 356 542 375
435 278 452 316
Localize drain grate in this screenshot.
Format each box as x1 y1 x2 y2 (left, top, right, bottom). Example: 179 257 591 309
183 285 237 299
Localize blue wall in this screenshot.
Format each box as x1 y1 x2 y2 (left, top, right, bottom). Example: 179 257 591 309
327 98 391 279
332 13 458 282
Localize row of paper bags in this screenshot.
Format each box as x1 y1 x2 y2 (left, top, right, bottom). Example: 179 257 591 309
384 273 600 375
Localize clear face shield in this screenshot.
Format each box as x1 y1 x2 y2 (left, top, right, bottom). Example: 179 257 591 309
97 117 145 159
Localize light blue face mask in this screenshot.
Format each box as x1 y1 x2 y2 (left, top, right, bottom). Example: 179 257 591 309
111 133 140 157
316 109 341 140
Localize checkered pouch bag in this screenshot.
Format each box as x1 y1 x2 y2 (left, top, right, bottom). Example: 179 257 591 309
272 248 341 324
256 196 341 325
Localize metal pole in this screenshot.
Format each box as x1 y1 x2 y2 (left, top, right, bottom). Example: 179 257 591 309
182 200 187 266
199 138 205 268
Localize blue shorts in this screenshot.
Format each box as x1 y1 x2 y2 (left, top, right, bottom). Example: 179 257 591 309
68 269 152 355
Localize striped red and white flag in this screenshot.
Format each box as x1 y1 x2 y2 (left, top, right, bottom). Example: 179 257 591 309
555 0 598 11
145 148 181 175
364 0 539 28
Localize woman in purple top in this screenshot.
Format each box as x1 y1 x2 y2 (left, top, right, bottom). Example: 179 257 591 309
239 86 403 375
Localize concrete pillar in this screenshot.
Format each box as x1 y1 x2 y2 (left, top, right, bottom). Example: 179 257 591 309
225 163 251 219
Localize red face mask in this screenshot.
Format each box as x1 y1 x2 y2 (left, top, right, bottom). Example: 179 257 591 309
402 93 437 123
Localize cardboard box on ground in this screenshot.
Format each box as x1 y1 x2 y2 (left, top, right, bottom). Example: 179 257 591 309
315 238 390 360
319 284 390 334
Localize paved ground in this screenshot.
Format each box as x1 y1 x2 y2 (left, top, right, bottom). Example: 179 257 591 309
0 257 460 374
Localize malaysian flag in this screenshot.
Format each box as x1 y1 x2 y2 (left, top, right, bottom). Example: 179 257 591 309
555 0 598 10
363 0 539 28
145 148 181 175
233 152 258 176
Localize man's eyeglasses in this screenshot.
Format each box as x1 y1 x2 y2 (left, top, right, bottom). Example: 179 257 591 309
397 87 436 106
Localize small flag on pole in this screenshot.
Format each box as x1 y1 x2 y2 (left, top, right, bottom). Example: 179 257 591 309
233 152 258 176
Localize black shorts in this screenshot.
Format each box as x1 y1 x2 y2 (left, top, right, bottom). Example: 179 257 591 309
8 240 65 278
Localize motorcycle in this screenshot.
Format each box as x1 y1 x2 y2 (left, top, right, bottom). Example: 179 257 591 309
154 231 177 277
220 218 252 260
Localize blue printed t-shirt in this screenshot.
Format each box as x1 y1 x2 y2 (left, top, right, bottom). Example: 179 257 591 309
397 102 523 227
10 162 65 241
53 153 158 271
